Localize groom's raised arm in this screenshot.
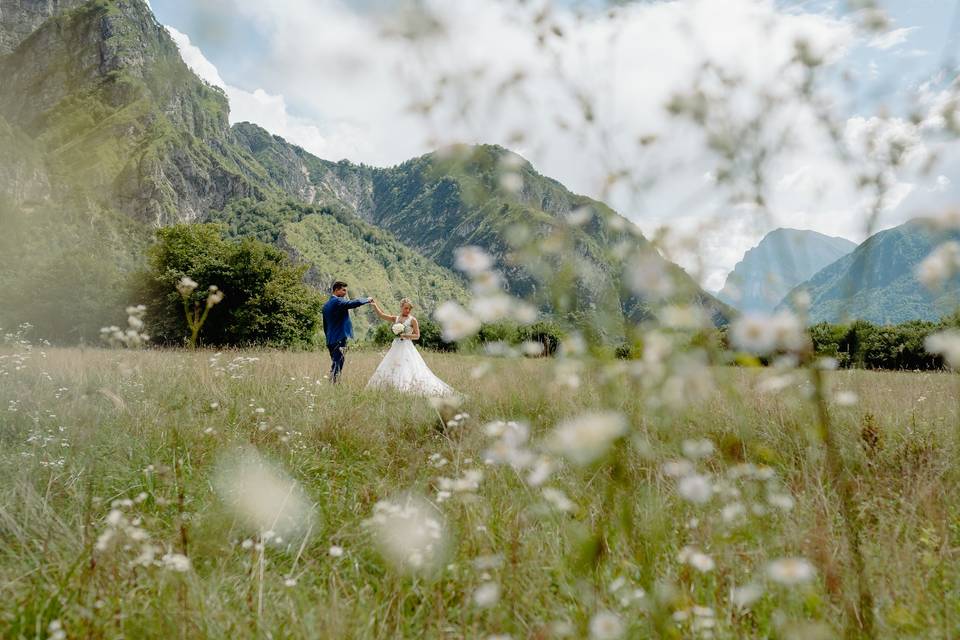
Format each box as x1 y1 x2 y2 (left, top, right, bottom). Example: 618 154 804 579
340 296 373 310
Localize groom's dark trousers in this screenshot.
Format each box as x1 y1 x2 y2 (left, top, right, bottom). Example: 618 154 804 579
327 338 347 383
322 294 372 383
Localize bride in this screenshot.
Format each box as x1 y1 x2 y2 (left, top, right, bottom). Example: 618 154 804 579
366 298 455 397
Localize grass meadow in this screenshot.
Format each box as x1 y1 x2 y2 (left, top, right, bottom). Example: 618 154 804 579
1 342 959 639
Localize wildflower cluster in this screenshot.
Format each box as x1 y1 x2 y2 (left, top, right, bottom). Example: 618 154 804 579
100 305 150 348
363 495 447 574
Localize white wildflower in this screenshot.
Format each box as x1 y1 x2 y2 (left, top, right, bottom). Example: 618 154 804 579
176 276 199 296
677 473 713 504
916 241 960 290
434 301 481 342
926 330 960 369
767 557 816 585
364 495 447 574
454 246 494 275
48 620 66 640
767 492 795 511
473 581 501 608
212 446 314 540
625 252 674 300
161 552 192 572
678 546 715 572
661 459 694 478
548 412 628 466
542 487 575 512
329 545 344 557
470 294 513 323
731 582 764 608
589 610 624 639
681 438 714 460
721 502 746 522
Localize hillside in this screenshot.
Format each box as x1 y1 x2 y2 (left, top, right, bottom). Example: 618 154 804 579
718 228 856 312
232 128 732 334
781 220 960 324
0 0 466 339
0 0 729 343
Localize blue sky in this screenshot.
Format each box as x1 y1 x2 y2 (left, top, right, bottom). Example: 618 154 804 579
150 0 960 289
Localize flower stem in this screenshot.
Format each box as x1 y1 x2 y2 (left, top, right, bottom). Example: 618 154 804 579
811 365 875 639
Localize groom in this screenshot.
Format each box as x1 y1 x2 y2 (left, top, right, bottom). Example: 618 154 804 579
322 281 374 383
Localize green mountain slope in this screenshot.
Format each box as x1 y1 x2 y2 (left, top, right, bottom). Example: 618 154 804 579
209 198 469 335
718 228 856 312
232 128 732 335
781 220 960 324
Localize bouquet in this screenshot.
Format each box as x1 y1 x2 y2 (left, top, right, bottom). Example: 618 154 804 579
391 322 405 336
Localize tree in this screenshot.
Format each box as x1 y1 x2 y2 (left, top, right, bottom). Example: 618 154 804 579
135 224 324 347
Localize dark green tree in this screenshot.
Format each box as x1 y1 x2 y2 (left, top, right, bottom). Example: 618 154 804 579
136 224 324 347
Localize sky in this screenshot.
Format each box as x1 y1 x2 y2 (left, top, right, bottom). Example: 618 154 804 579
149 0 960 291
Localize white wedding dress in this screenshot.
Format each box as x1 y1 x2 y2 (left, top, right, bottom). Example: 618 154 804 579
366 315 455 397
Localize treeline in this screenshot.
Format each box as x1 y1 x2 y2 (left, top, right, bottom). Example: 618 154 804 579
809 318 957 370
370 319 566 356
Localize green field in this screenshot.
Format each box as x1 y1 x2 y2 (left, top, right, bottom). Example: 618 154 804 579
0 343 958 639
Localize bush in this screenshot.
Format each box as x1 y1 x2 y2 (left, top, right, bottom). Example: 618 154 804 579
517 321 565 356
135 224 324 347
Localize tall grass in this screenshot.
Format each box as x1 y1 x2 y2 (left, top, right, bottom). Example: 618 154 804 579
0 343 957 638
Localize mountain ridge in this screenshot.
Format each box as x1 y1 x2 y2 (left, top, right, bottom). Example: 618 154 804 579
718 227 856 313
780 219 960 324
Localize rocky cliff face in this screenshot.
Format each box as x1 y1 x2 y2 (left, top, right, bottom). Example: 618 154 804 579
719 228 856 312
0 0 87 54
0 0 275 225
231 121 377 218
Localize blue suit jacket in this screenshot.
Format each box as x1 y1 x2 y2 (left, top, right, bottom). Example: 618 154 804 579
322 295 371 345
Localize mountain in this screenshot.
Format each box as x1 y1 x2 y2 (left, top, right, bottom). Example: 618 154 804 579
718 228 856 312
780 220 960 324
0 0 467 339
0 0 730 342
232 127 732 334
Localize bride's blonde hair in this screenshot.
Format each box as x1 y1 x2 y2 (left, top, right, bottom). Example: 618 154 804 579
400 297 413 311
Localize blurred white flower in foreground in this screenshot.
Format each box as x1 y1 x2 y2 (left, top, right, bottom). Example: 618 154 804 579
541 487 575 512
731 582 764 608
161 552 192 572
472 581 501 608
589 610 624 639
678 546 715 572
364 494 448 574
925 330 960 369
454 246 495 275
434 301 481 342
548 412 627 466
212 446 314 541
916 241 960 290
767 557 816 585
681 438 714 459
625 252 675 300
730 311 806 354
677 473 713 504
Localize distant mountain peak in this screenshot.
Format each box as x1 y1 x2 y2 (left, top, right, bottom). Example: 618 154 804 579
718 227 856 312
781 219 960 324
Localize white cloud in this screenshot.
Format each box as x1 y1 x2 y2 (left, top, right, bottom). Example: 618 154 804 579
162 1 958 290
868 26 918 50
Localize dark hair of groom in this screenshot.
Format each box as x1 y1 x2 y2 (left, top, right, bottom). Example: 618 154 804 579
331 281 348 294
